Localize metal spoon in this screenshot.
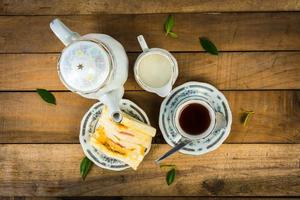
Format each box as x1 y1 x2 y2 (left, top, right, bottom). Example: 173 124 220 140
155 140 192 163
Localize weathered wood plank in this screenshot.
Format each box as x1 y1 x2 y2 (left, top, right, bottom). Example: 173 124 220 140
0 197 297 200
124 196 294 200
0 144 299 196
0 198 60 200
0 198 59 200
0 91 299 144
1 52 300 91
123 198 298 200
1 13 300 53
1 0 300 15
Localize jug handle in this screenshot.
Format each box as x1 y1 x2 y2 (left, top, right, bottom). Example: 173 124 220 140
50 18 80 46
137 35 149 52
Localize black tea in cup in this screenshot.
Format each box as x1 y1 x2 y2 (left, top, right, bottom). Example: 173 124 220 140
179 103 211 135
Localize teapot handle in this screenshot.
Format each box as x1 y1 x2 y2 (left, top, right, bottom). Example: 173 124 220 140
50 18 80 46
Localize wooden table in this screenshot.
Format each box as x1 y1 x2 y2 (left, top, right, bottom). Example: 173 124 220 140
0 0 300 199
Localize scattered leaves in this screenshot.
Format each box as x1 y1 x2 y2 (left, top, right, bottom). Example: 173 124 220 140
80 156 93 180
164 15 177 38
166 168 176 185
36 88 56 105
160 164 176 185
199 37 219 55
240 110 255 127
168 31 178 38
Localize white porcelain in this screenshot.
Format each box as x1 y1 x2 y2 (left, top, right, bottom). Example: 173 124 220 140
134 35 178 97
79 99 151 171
50 18 128 122
159 82 232 155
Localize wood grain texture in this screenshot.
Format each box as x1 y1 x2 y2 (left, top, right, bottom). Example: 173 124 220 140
97 198 299 200
0 91 299 144
1 0 300 15
1 52 300 91
0 198 60 200
0 144 299 196
0 197 297 200
123 198 298 200
1 13 300 53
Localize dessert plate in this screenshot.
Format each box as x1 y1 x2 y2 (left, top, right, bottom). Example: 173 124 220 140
80 99 150 171
159 82 232 155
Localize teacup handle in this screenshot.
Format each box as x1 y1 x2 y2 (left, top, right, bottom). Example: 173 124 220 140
175 112 227 143
137 35 149 51
173 110 227 145
215 112 227 131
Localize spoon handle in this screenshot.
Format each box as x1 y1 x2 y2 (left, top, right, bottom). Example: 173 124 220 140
155 140 191 164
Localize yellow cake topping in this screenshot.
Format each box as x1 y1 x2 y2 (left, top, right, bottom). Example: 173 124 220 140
90 106 156 170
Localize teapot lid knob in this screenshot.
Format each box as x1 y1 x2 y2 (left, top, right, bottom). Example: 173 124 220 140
58 40 112 94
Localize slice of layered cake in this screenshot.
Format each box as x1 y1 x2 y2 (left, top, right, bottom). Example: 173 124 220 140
90 106 156 170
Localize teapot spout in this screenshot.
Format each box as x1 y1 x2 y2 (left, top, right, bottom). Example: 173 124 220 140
99 87 124 123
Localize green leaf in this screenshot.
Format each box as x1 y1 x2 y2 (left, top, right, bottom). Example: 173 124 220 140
164 15 177 38
168 31 178 38
199 37 219 55
164 14 174 34
80 156 93 181
36 88 56 105
166 168 176 185
240 110 255 127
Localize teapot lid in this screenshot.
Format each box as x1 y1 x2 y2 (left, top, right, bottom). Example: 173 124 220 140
58 40 112 93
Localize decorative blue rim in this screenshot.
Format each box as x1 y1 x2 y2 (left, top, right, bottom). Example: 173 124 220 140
159 82 232 155
79 99 150 171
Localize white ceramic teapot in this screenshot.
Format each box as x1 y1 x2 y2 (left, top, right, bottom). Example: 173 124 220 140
50 18 128 122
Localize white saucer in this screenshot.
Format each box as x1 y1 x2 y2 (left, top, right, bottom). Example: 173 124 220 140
159 82 232 155
79 99 150 171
